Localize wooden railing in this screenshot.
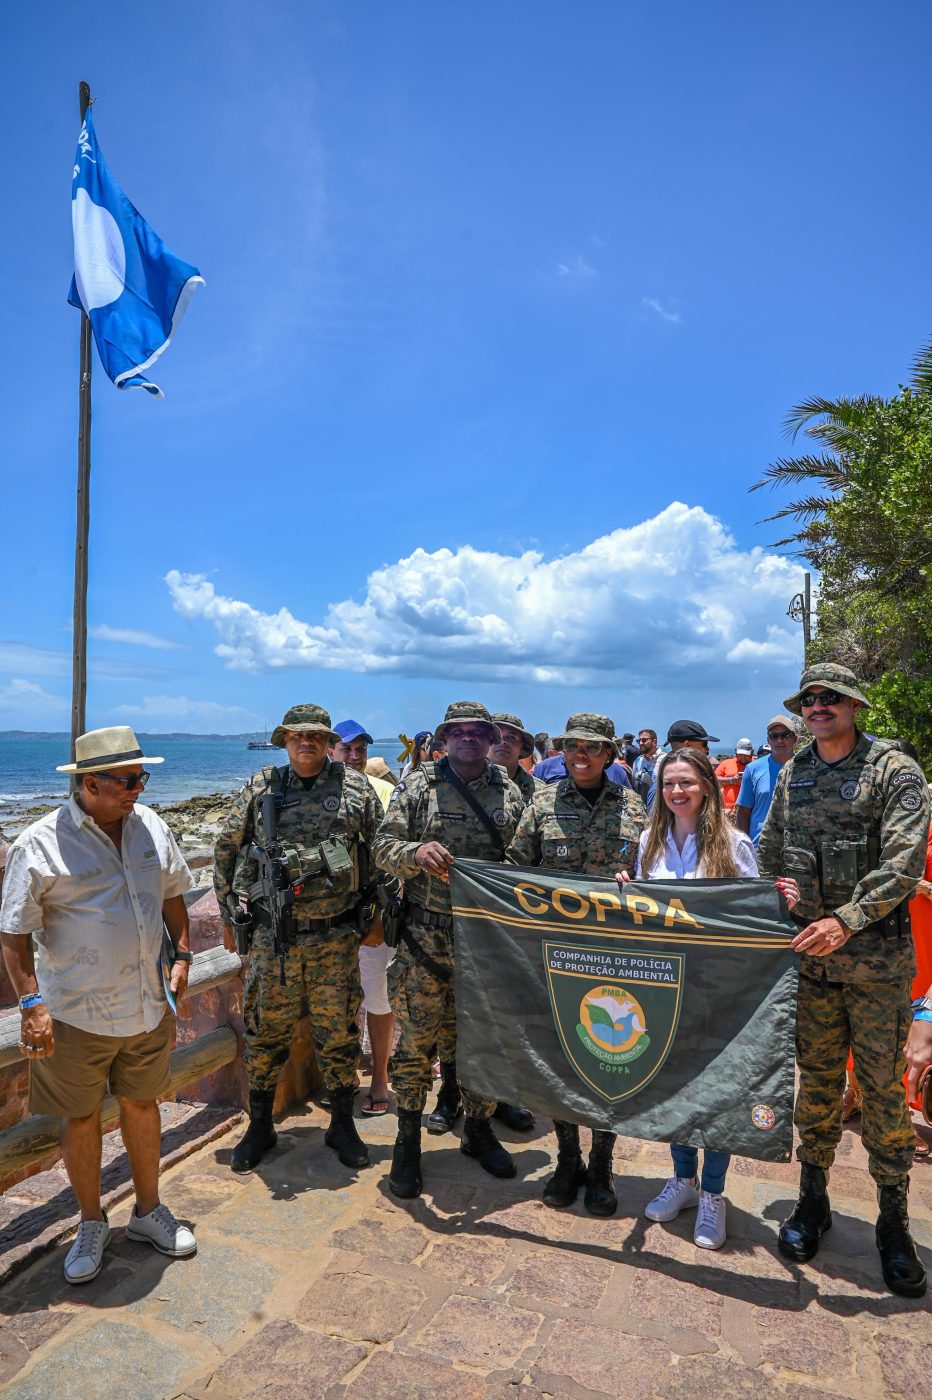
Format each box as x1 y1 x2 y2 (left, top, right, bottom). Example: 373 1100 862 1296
0 945 242 1179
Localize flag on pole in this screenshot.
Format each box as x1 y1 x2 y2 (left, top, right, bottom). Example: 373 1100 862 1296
68 105 204 397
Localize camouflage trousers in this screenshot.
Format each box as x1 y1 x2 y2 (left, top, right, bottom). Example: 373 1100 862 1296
387 910 495 1117
795 972 914 1185
243 926 362 1094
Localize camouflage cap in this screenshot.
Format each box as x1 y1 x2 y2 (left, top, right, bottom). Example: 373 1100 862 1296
555 713 620 755
270 704 339 747
783 662 870 717
490 712 535 758
434 700 502 745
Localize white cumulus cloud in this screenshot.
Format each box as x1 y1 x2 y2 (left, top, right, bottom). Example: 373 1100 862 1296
165 503 806 694
0 679 68 713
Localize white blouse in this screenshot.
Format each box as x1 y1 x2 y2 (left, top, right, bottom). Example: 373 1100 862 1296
636 826 759 880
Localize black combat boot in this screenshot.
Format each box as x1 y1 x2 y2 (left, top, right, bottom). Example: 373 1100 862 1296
460 1116 517 1179
324 1086 370 1170
584 1130 618 1216
427 1061 462 1134
542 1121 586 1208
494 1102 536 1132
231 1089 278 1173
389 1108 423 1198
778 1162 832 1262
876 1179 927 1298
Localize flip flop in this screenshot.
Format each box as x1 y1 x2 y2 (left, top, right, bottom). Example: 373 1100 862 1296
914 1132 931 1159
361 1092 389 1117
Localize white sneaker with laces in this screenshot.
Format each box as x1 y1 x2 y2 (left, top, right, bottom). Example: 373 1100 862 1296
694 1190 727 1249
645 1175 700 1222
126 1203 197 1257
64 1214 111 1284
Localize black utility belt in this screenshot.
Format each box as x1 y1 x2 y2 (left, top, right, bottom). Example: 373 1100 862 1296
253 908 354 936
406 905 452 930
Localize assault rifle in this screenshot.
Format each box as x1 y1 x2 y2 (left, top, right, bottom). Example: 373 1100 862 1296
250 790 304 986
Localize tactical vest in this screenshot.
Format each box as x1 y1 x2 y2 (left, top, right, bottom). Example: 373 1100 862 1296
233 761 366 914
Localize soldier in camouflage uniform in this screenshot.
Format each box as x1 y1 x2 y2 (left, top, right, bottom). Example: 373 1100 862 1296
758 663 931 1297
215 705 387 1175
506 712 649 1216
373 700 526 1197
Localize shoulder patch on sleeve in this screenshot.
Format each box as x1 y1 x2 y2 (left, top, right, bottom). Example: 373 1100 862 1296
898 787 924 812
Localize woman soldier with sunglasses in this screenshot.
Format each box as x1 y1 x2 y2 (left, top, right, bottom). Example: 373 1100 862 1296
505 713 649 1215
758 663 931 1298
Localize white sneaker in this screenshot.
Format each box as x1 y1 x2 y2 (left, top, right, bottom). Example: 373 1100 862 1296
645 1175 700 1222
64 1214 111 1284
694 1190 727 1249
126 1203 197 1257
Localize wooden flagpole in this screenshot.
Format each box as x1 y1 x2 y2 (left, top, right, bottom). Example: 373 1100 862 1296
70 80 93 772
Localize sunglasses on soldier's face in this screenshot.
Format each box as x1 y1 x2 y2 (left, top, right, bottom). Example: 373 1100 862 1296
564 740 605 756
799 690 844 709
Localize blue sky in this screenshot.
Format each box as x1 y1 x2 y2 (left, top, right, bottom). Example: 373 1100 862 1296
3 1 931 745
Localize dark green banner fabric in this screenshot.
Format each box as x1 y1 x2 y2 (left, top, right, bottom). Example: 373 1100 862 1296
451 860 799 1162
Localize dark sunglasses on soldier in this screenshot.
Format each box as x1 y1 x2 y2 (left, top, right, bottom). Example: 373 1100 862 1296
799 690 844 709
563 739 605 756
96 770 151 790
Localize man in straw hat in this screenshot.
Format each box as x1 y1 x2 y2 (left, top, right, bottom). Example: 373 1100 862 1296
215 704 388 1174
758 662 931 1297
373 700 526 1197
0 727 197 1284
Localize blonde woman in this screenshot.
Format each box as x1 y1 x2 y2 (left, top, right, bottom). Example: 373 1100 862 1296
625 748 798 1249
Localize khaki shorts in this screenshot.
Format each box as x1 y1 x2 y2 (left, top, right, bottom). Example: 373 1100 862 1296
29 1012 175 1119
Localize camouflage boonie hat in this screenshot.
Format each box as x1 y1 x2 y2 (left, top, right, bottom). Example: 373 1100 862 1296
434 700 502 745
555 713 620 755
270 704 339 748
783 662 870 717
490 712 535 758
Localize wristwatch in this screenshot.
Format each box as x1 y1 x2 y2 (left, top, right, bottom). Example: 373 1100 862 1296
171 949 194 964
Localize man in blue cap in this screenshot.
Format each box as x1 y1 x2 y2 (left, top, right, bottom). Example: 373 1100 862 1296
332 720 395 1116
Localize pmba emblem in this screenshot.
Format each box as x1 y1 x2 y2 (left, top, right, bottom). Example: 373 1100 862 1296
543 942 684 1103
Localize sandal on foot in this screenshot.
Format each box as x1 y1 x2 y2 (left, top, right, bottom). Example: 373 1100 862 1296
841 1086 862 1122
361 1093 389 1117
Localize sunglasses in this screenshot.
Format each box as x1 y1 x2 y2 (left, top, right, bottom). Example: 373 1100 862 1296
767 730 795 741
799 690 844 709
564 739 606 756
96 770 151 790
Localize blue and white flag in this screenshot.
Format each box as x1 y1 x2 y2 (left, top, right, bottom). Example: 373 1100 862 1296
68 106 204 397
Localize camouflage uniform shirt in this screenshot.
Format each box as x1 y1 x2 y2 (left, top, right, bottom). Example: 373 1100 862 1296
372 758 526 913
505 776 648 878
757 733 930 982
511 765 544 803
214 759 384 938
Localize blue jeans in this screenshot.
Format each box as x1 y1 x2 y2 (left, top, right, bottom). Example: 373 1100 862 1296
670 1143 730 1194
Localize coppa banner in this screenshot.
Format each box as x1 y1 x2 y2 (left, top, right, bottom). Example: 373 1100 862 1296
451 860 799 1162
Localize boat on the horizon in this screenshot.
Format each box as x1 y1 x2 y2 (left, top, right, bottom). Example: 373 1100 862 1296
247 725 275 750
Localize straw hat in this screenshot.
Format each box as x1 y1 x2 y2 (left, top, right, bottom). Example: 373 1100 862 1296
57 725 164 775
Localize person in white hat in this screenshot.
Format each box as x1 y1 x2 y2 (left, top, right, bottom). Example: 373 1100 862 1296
0 727 197 1284
714 738 755 815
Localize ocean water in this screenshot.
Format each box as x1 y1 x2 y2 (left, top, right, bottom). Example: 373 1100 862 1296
0 733 403 819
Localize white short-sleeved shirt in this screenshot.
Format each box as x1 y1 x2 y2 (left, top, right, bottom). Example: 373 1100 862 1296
636 826 759 880
0 797 194 1036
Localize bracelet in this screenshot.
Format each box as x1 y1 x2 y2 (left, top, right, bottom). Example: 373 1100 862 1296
172 949 194 964
18 992 43 1011
913 1010 932 1024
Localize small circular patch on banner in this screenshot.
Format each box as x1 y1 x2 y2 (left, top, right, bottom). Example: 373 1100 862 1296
492 808 508 827
751 1103 776 1130
899 788 922 812
556 844 568 857
321 795 340 812
839 780 860 801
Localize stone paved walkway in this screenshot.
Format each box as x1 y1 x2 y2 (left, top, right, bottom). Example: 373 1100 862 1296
0 1105 929 1399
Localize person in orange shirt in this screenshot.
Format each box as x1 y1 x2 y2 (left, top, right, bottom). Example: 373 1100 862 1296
714 738 754 814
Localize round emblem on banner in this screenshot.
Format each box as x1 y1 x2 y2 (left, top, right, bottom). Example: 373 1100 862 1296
839 780 860 801
556 844 568 857
899 788 922 812
751 1103 776 1131
492 808 508 827
321 795 340 812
